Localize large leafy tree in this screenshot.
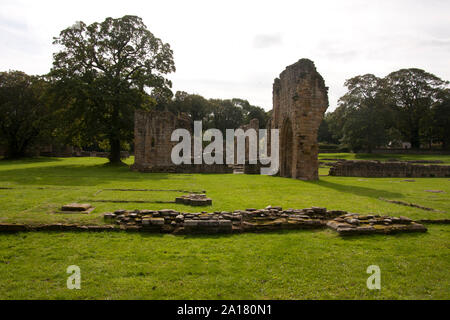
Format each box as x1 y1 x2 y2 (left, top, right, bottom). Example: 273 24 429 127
384 68 448 149
338 74 391 152
0 71 51 159
430 88 450 149
318 112 339 144
325 105 346 145
50 15 175 163
170 91 212 127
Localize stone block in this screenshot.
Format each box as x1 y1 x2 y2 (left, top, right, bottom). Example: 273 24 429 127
61 203 92 212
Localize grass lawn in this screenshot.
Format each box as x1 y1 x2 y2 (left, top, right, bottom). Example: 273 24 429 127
0 154 449 299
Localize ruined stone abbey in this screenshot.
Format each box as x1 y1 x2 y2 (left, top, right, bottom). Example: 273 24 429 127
132 58 329 180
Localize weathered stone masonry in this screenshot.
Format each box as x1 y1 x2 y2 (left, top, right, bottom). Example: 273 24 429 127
329 160 450 178
132 110 232 173
101 206 427 236
132 110 189 171
270 59 329 180
0 207 430 236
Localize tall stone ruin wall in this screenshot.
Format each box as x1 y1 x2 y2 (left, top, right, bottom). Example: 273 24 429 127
271 59 329 180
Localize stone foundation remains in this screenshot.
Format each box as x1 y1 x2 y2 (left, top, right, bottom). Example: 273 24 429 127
326 213 427 235
175 194 212 206
329 160 450 178
61 203 95 214
101 206 427 236
0 207 430 236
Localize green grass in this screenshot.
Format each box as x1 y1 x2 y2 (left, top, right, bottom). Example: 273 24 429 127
0 155 449 299
0 226 448 299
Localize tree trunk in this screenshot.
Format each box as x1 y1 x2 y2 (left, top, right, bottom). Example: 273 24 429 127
108 97 122 164
6 148 26 159
410 128 420 149
109 138 122 164
5 137 26 159
367 132 373 153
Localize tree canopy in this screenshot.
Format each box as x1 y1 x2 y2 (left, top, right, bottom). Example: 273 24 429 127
320 68 449 152
337 74 391 152
384 68 448 149
50 15 175 163
0 71 52 158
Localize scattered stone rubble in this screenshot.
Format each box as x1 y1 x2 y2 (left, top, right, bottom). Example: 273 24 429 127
102 206 428 236
326 213 427 235
0 204 431 236
175 194 212 206
61 203 95 214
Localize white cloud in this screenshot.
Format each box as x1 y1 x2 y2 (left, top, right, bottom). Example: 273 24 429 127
253 33 283 49
0 0 448 111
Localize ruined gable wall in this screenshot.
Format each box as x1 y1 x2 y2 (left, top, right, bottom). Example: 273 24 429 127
272 59 328 180
133 110 191 171
132 110 233 173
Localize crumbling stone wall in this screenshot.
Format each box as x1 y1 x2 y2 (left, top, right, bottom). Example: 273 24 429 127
329 160 450 178
132 110 232 173
133 110 191 171
239 118 261 174
271 59 329 180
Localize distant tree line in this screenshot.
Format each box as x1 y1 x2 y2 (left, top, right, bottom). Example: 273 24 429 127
156 92 268 133
319 70 450 152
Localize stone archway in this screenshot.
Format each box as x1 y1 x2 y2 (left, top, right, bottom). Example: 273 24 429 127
280 118 293 177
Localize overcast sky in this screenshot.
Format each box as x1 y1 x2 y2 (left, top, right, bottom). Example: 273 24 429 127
1 0 449 111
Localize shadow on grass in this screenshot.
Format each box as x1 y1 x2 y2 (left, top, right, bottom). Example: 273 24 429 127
339 230 429 241
137 228 328 240
353 153 393 160
0 157 64 165
310 179 404 199
0 163 173 186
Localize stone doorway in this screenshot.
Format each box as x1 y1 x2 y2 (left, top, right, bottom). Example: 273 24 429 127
280 119 293 177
